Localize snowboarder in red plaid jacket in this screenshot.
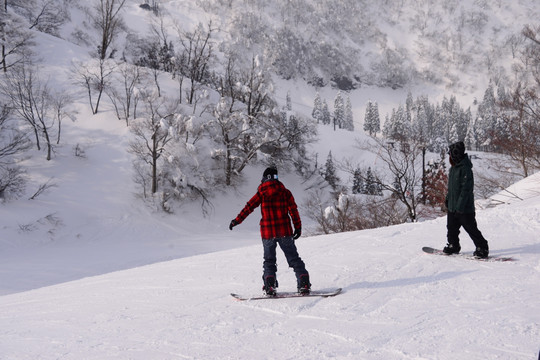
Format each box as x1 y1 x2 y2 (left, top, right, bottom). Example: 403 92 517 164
229 167 311 295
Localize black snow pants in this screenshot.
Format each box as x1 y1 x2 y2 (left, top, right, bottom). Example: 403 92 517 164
447 212 489 249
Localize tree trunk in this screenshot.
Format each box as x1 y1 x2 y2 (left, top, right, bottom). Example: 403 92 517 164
151 136 158 193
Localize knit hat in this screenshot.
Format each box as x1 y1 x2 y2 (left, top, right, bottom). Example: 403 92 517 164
448 141 465 163
262 167 278 181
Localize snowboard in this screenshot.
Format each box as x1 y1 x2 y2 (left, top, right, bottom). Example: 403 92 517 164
422 246 515 262
231 288 342 301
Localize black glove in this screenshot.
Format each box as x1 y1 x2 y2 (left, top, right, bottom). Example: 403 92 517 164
229 219 238 230
293 227 301 240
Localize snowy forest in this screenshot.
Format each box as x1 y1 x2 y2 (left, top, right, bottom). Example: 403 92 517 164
1 0 540 233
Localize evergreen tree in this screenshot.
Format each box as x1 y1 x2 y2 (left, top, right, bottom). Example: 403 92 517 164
432 103 446 143
477 83 497 148
412 100 429 143
342 96 354 131
352 168 363 194
363 100 380 136
372 102 381 135
405 91 414 127
322 99 331 125
382 113 392 139
324 151 339 189
364 167 382 196
286 91 292 111
448 123 459 144
333 91 344 130
385 104 410 141
465 116 477 150
440 96 454 143
497 82 508 103
312 92 323 123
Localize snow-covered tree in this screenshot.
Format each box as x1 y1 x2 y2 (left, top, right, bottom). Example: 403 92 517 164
365 167 382 196
383 104 410 142
465 116 478 151
312 92 323 123
352 168 363 194
209 55 316 185
342 96 354 131
323 151 339 189
333 91 344 130
476 83 497 148
363 100 380 136
286 90 292 111
322 99 331 125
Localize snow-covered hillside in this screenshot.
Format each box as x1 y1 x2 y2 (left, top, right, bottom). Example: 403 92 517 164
1 179 539 359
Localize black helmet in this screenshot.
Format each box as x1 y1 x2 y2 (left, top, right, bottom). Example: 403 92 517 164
262 167 278 181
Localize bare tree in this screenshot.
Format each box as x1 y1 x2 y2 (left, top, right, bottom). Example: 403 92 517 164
52 91 76 145
128 91 174 195
0 5 35 73
9 0 70 36
0 166 26 200
0 103 30 200
355 138 424 222
493 84 540 177
0 65 64 160
106 61 143 125
89 0 127 60
0 104 31 162
71 57 115 114
303 190 405 235
492 25 540 177
175 21 215 104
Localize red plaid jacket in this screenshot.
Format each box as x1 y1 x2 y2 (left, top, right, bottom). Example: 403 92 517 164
234 179 301 239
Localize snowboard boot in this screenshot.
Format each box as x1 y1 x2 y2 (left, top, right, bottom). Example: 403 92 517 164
443 243 461 255
473 247 489 259
263 275 278 296
297 274 311 295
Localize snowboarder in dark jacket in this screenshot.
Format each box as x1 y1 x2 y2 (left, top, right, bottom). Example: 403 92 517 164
443 141 489 258
229 167 311 295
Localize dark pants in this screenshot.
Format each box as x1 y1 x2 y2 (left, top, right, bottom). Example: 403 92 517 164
447 212 488 249
262 236 308 286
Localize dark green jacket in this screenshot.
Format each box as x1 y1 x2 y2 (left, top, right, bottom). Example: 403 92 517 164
446 154 475 214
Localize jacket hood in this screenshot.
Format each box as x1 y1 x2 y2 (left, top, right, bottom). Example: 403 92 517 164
258 179 284 198
454 154 472 168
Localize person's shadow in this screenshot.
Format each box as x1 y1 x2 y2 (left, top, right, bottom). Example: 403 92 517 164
490 243 540 257
346 270 475 291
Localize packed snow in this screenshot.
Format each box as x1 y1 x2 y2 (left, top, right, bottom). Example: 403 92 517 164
1 181 540 359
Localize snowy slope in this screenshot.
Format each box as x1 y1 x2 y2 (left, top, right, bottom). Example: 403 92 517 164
1 193 539 359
